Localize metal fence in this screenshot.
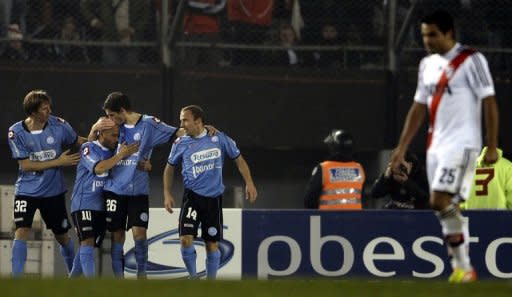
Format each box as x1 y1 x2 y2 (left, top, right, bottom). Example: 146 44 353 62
0 0 511 74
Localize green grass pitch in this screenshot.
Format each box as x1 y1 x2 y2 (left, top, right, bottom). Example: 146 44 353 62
1 278 512 297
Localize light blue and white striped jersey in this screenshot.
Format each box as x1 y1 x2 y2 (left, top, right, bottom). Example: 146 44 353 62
8 115 77 197
168 131 240 197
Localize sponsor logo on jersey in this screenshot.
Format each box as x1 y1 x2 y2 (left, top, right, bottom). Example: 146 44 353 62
190 148 221 164
8 130 14 139
29 149 57 161
192 163 216 178
46 136 55 144
92 180 106 192
329 167 361 182
124 227 234 278
117 159 139 166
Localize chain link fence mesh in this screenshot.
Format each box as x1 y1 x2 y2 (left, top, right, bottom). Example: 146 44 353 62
0 0 511 74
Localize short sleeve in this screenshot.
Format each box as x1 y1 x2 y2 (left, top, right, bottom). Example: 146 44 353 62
466 52 495 100
148 117 177 147
8 129 29 159
220 133 241 160
59 118 78 146
413 58 428 104
81 144 101 174
167 141 183 166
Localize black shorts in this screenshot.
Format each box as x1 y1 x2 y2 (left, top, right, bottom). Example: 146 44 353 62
103 191 149 231
179 189 223 242
71 210 106 247
14 193 71 235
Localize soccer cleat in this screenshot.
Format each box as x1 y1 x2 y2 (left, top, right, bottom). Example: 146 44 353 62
448 268 477 283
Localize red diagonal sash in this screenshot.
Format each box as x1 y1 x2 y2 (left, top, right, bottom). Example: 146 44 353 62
427 48 476 148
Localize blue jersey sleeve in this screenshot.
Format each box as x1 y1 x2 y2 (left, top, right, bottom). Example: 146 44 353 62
81 143 101 174
168 140 183 166
8 128 29 159
220 133 241 160
147 116 177 147
57 117 78 146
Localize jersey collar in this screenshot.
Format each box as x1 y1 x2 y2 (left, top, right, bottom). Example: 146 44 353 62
442 42 462 60
192 128 207 138
93 140 111 151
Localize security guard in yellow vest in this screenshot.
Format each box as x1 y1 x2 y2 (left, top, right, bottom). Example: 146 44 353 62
304 129 365 210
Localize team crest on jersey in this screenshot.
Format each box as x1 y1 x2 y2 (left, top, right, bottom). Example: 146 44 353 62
211 136 219 142
83 146 90 156
8 130 14 139
153 117 161 123
46 136 55 144
133 132 141 141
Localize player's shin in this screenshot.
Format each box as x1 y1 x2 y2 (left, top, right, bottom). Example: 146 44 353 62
79 246 95 278
69 252 82 277
11 239 27 277
206 250 221 279
59 238 75 273
181 246 197 278
134 239 148 278
437 205 471 271
111 242 125 277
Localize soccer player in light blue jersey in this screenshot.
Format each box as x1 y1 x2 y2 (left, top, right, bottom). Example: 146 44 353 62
163 105 257 279
69 124 139 277
7 90 102 277
101 92 179 278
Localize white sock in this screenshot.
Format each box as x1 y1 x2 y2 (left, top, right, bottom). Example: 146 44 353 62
437 205 472 271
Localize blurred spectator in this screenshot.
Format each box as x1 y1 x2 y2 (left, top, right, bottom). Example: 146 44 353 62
226 0 276 65
462 147 512 209
312 23 342 69
481 0 512 75
267 23 303 67
26 0 57 61
52 17 88 63
80 0 150 64
1 23 28 61
0 1 12 39
2 0 27 36
304 129 365 210
370 152 429 210
179 0 222 67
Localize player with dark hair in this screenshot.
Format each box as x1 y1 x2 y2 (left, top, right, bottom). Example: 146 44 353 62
163 105 257 279
390 10 499 283
7 90 104 277
304 129 365 210
101 91 178 278
69 123 139 277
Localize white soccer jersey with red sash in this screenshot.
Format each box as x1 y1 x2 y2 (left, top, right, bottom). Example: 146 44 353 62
414 43 495 152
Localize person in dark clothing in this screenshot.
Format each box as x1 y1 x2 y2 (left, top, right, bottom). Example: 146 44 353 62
371 151 429 209
304 129 365 209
